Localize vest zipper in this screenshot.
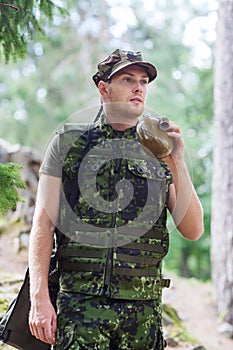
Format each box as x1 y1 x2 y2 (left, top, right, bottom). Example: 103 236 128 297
104 229 114 297
104 146 122 297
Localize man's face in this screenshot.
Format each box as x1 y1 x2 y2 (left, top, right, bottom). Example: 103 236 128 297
99 65 149 121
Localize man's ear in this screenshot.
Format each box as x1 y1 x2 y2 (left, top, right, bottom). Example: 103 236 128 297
98 81 109 99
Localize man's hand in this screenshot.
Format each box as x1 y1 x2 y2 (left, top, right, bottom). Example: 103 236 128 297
162 121 185 167
29 298 57 345
163 120 204 240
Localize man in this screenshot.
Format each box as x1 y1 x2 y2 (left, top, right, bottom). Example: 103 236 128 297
28 49 204 349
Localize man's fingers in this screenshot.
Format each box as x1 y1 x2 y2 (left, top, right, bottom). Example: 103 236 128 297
29 322 55 345
44 326 56 345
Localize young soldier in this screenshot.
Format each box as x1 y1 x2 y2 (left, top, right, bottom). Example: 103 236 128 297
28 49 204 349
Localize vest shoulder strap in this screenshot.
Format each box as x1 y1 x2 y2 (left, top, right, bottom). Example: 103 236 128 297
58 123 91 135
59 122 94 212
58 123 94 161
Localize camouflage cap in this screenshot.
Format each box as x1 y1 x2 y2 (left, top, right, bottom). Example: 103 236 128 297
92 49 157 86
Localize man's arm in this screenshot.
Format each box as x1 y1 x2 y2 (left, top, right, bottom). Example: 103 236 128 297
164 122 204 241
28 174 61 345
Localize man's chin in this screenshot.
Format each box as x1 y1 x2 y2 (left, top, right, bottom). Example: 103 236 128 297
128 104 144 117
105 102 144 120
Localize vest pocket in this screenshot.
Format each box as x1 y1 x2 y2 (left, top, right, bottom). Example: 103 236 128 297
127 159 167 180
57 243 107 294
124 160 167 224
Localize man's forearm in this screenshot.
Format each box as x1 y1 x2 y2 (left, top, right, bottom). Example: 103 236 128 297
29 174 60 300
168 159 204 240
29 218 54 300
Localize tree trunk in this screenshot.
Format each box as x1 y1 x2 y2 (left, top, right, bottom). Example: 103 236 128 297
211 0 233 326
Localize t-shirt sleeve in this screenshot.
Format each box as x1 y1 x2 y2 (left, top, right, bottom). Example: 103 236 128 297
39 133 62 178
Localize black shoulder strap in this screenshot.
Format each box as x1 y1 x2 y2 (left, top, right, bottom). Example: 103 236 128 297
70 122 94 173
67 122 94 210
93 104 103 123
58 122 95 235
61 106 103 232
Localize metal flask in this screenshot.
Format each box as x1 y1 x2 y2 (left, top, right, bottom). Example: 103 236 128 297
136 114 173 159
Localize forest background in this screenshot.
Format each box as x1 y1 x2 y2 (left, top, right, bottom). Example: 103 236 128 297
0 0 216 281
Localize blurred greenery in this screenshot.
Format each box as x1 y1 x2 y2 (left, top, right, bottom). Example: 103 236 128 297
0 0 67 62
0 0 216 280
0 163 26 215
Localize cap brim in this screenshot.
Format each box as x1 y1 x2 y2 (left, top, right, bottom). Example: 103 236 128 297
108 60 157 82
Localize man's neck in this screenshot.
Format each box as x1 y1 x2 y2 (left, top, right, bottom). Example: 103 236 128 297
103 108 139 131
110 122 136 131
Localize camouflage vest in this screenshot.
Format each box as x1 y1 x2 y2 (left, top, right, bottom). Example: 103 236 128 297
56 118 171 300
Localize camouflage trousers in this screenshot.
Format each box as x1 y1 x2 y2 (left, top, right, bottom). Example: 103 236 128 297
54 291 167 350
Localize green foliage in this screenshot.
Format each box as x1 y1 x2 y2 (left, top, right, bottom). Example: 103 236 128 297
0 163 26 215
164 229 211 281
0 0 67 62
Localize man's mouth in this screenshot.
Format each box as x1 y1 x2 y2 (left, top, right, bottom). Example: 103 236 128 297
130 97 143 104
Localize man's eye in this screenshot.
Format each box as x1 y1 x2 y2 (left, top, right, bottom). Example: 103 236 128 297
141 80 149 85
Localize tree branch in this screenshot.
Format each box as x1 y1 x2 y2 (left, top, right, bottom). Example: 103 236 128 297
0 3 20 11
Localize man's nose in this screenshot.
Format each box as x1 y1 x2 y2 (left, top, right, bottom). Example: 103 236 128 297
132 81 143 93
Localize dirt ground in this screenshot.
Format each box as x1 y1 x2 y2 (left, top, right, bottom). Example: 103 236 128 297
1 230 233 350
163 274 233 350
